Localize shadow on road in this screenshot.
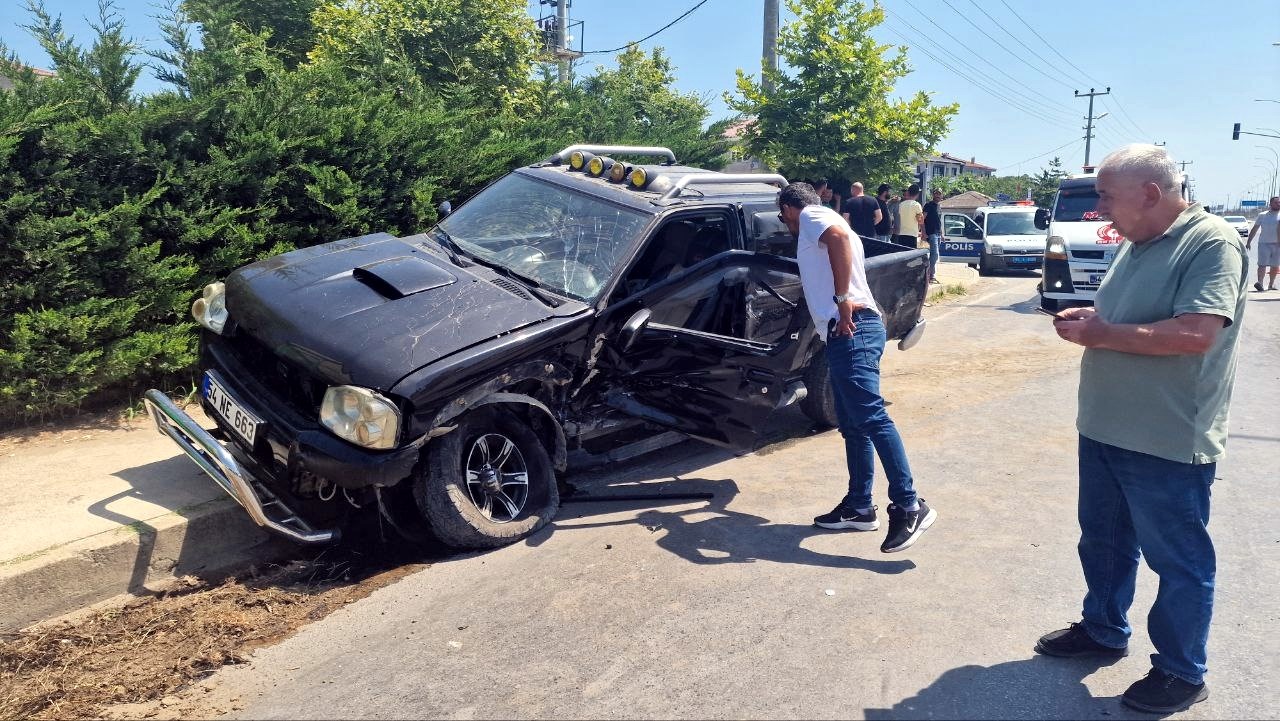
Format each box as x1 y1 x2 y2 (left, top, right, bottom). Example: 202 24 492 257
864 655 1152 720
540 476 915 574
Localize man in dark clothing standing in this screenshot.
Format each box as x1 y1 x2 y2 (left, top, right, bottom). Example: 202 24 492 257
922 188 943 283
843 181 882 239
873 183 892 241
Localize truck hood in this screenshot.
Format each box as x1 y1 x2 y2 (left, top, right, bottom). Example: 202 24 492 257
225 233 554 391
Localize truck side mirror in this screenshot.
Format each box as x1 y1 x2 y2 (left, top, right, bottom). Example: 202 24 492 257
618 308 652 353
1034 207 1050 230
437 200 453 219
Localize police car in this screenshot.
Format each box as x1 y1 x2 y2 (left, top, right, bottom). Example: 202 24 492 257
938 202 1046 274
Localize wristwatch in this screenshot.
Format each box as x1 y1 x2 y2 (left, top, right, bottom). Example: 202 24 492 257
833 293 853 303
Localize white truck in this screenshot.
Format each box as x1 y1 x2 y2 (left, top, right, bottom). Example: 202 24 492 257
939 202 1045 275
1037 172 1189 311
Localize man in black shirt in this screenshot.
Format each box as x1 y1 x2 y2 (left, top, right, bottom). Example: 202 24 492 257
842 181 883 239
873 183 892 241
923 188 943 283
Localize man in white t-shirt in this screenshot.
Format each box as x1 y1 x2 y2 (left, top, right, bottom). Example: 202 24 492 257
1245 196 1280 291
776 182 936 553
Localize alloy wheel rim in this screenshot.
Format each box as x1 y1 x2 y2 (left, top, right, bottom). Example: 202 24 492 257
463 433 530 523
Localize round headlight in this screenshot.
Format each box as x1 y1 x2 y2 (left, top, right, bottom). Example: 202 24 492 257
569 150 595 171
320 386 401 450
609 163 630 183
191 281 228 334
587 156 614 177
629 167 649 188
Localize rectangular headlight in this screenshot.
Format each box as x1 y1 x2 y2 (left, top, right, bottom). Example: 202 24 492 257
320 385 401 450
1046 236 1068 259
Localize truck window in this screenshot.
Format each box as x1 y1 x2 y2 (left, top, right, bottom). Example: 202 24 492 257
438 173 649 300
616 213 733 298
1054 187 1101 222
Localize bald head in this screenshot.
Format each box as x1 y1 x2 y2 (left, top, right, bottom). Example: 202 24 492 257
1095 144 1188 243
850 182 865 196
1098 144 1181 193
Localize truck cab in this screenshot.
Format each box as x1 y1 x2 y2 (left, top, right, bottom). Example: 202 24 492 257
939 202 1045 274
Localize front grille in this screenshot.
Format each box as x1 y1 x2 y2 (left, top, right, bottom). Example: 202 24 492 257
222 331 328 417
1072 250 1105 260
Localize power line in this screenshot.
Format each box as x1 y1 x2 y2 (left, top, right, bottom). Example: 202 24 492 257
1104 92 1152 139
888 1 1075 117
580 0 711 54
962 0 1082 89
878 21 1077 131
999 138 1084 172
935 0 1073 90
994 0 1105 87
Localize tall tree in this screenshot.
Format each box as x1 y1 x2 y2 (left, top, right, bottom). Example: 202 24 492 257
308 0 537 108
727 0 957 185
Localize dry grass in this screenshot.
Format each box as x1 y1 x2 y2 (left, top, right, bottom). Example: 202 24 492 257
0 557 425 720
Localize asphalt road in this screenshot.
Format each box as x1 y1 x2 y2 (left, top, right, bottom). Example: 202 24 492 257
191 272 1280 720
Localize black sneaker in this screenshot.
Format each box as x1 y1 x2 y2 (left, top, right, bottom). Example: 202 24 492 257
1034 622 1128 658
813 502 879 531
880 500 936 552
1121 668 1208 714
1255 281 1265 292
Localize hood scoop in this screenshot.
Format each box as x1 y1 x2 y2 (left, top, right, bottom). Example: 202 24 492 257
352 255 457 299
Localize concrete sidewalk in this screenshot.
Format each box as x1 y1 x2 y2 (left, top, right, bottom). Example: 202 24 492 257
0 261 984 632
0 405 286 631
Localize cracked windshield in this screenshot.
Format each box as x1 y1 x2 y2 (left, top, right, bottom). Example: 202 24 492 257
436 174 649 300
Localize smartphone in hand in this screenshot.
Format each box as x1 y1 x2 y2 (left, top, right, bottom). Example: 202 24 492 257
1035 306 1061 319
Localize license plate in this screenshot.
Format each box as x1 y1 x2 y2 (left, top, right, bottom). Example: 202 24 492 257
1009 256 1037 263
203 372 263 446
1088 273 1105 284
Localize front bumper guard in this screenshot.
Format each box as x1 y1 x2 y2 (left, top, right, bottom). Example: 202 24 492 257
143 389 339 545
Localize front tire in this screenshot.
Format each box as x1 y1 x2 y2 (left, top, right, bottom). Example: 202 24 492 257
799 353 839 428
977 251 992 276
414 406 559 549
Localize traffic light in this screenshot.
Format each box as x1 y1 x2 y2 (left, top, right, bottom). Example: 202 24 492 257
1232 123 1241 141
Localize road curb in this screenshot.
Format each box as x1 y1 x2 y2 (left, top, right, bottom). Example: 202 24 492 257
0 497 291 632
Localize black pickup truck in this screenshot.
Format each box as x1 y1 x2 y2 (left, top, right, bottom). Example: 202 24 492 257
145 145 928 550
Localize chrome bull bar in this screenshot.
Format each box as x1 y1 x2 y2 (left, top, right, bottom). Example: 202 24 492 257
143 389 338 544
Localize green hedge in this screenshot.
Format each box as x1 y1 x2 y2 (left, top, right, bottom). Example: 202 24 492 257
0 5 727 426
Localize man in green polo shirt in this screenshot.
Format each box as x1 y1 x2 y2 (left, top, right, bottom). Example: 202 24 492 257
1032 145 1248 715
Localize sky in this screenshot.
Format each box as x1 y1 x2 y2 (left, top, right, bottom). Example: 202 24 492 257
4 0 1279 208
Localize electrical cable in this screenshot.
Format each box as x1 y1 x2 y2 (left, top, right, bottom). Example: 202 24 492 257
888 1 1075 117
934 0 1073 90
995 0 1105 88
1103 92 1153 139
998 138 1083 173
878 21 1077 131
579 0 711 54
963 0 1081 89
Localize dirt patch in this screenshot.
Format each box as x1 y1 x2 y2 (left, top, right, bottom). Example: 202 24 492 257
0 548 429 721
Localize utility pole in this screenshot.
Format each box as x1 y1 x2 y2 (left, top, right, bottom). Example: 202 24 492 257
556 0 571 83
763 0 779 94
1178 160 1193 172
539 0 581 83
1074 87 1110 169
1154 141 1165 147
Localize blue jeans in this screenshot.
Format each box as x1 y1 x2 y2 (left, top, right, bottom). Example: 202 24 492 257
824 311 917 510
926 233 940 279
1077 435 1215 684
